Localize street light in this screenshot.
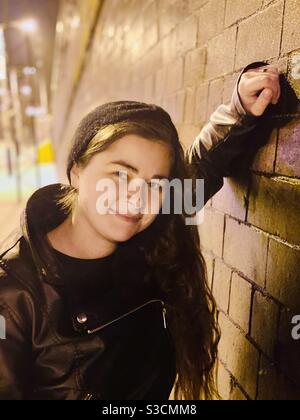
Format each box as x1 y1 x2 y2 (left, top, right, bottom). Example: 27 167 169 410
23 66 36 75
16 19 38 33
0 18 38 33
20 85 32 96
0 17 41 196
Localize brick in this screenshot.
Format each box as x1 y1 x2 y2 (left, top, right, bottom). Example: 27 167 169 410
166 56 184 94
188 0 207 13
140 43 162 77
198 207 225 257
275 308 300 385
225 0 262 27
197 0 226 45
161 30 178 65
157 0 190 39
235 1 284 70
211 177 249 221
212 259 232 313
247 175 300 246
142 23 159 54
156 0 178 39
162 89 185 125
281 0 300 54
154 67 167 101
179 123 204 150
229 272 252 333
128 38 142 64
194 82 209 124
207 78 223 119
251 128 278 174
205 26 237 80
124 19 144 53
250 292 279 358
143 75 154 103
142 0 157 30
218 313 260 399
276 121 300 177
202 251 214 289
183 88 196 124
217 363 232 400
269 56 289 75
266 238 300 312
176 15 198 55
257 356 300 400
230 385 248 400
183 47 206 88
223 71 239 103
223 217 268 287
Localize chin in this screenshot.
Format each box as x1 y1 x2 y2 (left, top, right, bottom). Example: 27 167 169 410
95 224 139 243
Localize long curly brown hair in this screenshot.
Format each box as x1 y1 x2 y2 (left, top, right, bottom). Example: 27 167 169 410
58 118 221 400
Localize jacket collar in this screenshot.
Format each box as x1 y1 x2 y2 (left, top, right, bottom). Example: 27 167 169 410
21 183 71 285
1 183 100 285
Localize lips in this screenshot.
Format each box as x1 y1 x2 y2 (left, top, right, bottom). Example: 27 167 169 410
108 208 142 223
116 213 142 222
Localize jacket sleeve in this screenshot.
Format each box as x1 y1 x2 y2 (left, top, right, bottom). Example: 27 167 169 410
0 288 32 400
185 61 267 206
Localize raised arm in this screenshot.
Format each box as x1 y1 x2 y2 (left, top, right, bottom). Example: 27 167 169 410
186 61 281 205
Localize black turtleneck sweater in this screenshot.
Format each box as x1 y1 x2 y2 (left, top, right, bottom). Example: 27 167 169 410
51 247 118 308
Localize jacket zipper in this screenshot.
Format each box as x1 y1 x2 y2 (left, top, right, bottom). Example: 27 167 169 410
86 299 167 334
83 393 93 400
81 300 168 400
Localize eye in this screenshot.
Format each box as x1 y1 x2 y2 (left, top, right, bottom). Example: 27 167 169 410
149 180 163 191
114 170 129 181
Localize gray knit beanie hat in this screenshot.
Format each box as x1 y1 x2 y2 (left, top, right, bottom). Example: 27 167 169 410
66 100 179 183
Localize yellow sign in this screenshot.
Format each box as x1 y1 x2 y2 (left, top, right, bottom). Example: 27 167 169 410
37 140 55 164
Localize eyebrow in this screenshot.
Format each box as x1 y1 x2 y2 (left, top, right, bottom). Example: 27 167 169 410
110 160 169 180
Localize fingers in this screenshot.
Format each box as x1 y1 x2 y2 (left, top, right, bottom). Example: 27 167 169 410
250 88 274 116
246 65 279 75
247 75 280 104
246 66 280 101
241 66 281 105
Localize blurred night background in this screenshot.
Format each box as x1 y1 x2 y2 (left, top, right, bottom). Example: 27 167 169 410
0 0 59 237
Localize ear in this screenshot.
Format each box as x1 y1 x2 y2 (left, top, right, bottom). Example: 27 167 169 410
70 163 80 190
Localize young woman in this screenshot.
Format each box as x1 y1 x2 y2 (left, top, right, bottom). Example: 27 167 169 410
0 61 280 400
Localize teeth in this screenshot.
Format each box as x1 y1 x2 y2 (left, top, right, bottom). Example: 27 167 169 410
108 204 139 216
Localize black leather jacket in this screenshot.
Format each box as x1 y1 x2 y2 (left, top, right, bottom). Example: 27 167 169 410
0 62 266 400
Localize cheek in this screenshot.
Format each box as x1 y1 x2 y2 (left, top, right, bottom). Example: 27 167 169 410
80 173 118 213
136 190 164 232
79 179 100 213
142 188 164 215
137 213 158 233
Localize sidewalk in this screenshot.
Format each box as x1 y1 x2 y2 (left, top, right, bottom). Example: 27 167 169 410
0 162 58 243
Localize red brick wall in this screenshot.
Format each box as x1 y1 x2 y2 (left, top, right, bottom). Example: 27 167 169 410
52 0 300 399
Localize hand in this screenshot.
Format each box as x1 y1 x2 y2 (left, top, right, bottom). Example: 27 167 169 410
238 65 281 117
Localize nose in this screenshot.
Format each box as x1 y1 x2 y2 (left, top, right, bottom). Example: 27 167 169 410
127 198 144 215
126 181 147 215
127 193 146 215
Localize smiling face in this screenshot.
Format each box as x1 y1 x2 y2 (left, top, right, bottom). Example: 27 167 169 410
70 134 173 243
